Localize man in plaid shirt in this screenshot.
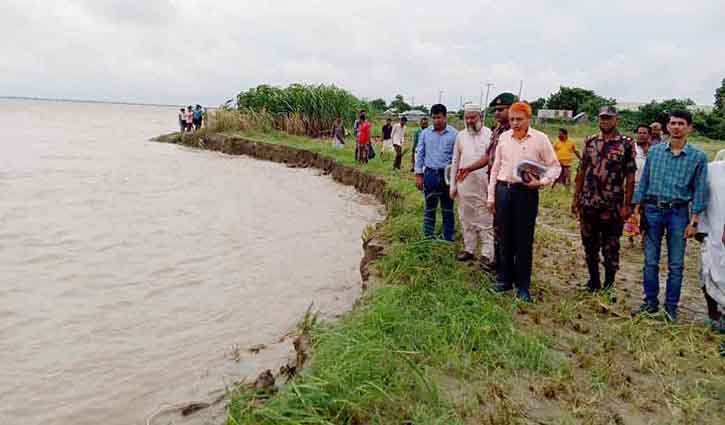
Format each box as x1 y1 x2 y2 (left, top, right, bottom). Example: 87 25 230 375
632 109 709 322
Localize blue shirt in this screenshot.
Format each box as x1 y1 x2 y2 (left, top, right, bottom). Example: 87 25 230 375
633 142 709 214
414 125 458 174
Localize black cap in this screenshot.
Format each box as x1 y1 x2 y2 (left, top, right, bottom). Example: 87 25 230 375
489 92 518 108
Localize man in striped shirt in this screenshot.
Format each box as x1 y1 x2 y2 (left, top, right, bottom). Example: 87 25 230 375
633 109 709 322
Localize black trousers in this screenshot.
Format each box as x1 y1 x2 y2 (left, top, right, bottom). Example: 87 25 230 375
393 145 402 169
495 183 539 289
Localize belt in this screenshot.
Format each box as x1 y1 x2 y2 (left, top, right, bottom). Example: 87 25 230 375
496 180 526 189
643 198 689 209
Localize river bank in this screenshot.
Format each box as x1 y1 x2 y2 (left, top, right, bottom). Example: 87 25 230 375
154 129 724 425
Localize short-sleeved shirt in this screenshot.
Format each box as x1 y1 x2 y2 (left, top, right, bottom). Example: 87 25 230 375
357 122 371 145
577 131 637 210
553 138 577 166
382 124 393 140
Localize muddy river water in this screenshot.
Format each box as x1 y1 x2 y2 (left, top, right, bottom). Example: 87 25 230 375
0 99 381 425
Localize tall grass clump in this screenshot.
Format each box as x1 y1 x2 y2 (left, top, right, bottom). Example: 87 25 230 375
236 83 363 137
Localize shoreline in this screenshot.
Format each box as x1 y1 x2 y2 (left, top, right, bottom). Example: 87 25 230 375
150 131 394 423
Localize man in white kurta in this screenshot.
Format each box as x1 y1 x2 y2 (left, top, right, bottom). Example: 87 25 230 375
700 149 725 334
450 104 494 269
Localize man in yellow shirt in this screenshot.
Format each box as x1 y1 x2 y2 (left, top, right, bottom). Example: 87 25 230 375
552 128 581 189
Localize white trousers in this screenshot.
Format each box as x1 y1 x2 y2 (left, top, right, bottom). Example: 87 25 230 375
458 193 494 260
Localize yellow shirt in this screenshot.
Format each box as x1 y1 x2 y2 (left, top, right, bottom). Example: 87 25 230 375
553 138 577 166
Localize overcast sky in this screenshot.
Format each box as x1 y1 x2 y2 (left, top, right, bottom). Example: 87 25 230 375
1 0 723 108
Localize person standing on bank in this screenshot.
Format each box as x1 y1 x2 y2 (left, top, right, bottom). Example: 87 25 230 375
391 116 407 170
411 116 429 172
455 92 517 275
381 118 394 161
633 110 709 322
624 124 653 247
353 110 365 161
650 122 666 145
571 106 637 294
357 113 372 164
551 127 580 189
487 102 561 302
449 104 494 268
415 104 458 241
331 117 346 149
697 150 725 340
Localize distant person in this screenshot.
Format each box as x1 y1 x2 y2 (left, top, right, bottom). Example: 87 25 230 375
486 102 561 303
449 104 494 269
178 108 186 132
331 117 346 149
697 150 725 342
571 106 636 294
414 104 458 241
411 116 429 172
624 124 653 247
185 106 194 132
633 110 709 322
391 116 407 170
353 110 365 161
357 114 371 164
381 118 394 160
650 122 665 145
193 105 203 130
552 127 580 189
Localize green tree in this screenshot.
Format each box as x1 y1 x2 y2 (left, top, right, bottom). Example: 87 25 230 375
715 78 725 115
636 98 695 127
389 94 411 112
546 86 615 119
369 98 388 112
528 97 546 114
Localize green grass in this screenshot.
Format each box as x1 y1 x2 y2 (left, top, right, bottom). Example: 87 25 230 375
223 130 559 424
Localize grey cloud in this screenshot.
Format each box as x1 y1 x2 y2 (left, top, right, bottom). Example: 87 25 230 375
1 0 723 107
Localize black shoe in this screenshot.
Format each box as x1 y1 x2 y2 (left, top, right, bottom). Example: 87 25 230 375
457 251 474 261
516 288 533 303
632 303 659 318
664 305 678 323
491 281 513 293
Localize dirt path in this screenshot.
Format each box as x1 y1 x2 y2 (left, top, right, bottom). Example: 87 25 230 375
490 190 725 424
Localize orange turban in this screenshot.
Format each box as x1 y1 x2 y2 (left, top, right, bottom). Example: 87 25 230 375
509 102 532 118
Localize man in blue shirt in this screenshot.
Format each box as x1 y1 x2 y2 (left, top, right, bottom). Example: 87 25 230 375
633 109 709 322
415 104 458 241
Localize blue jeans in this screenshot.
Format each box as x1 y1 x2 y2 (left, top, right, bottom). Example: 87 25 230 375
423 168 454 241
642 204 689 308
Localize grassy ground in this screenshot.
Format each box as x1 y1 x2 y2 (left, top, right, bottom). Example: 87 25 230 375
222 127 724 425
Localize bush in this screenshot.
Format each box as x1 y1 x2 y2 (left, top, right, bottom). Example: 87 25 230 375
236 83 363 137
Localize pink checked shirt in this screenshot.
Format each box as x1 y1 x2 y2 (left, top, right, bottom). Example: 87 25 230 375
487 127 561 201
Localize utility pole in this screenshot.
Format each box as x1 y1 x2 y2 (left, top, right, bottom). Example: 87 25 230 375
482 82 494 123
518 80 524 100
438 90 444 105
411 96 415 107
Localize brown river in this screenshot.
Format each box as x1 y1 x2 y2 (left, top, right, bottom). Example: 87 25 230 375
0 99 381 425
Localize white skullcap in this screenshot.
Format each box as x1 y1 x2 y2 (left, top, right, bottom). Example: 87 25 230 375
464 103 482 113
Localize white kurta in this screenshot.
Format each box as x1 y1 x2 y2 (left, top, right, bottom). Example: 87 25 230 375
450 127 494 259
700 161 725 312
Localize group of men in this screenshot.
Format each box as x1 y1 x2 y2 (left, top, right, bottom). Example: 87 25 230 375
351 112 408 169
412 92 724 334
